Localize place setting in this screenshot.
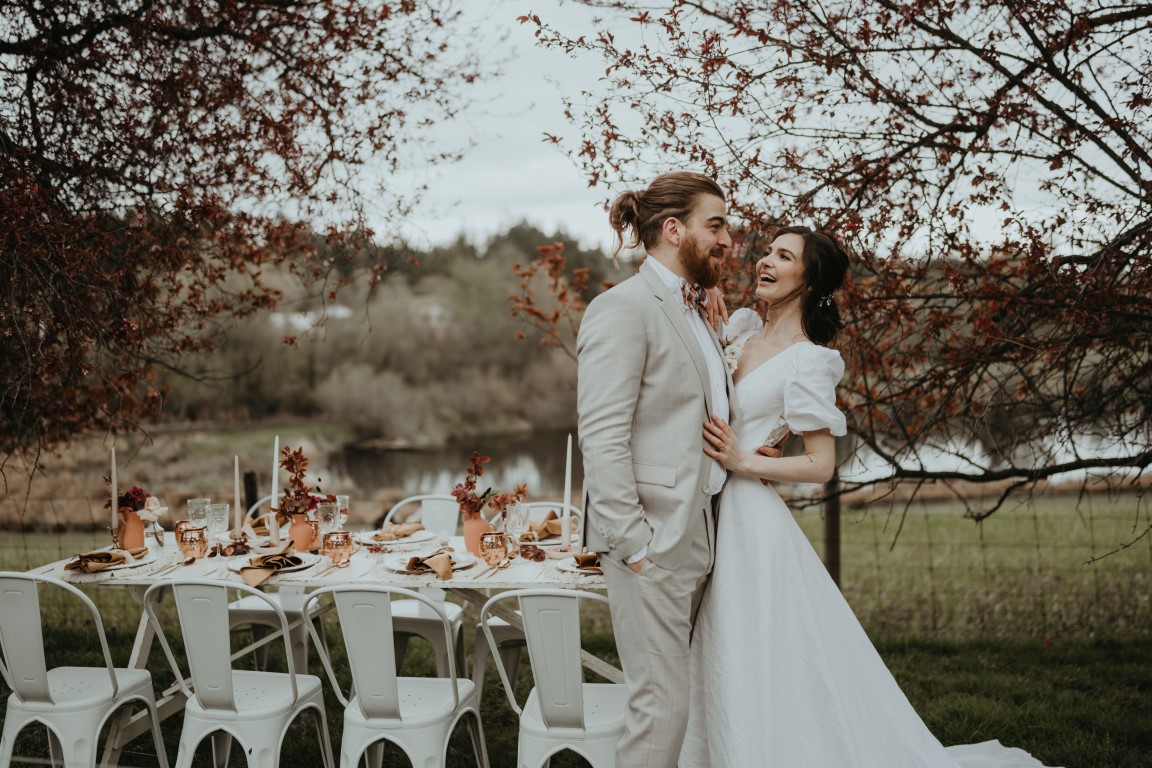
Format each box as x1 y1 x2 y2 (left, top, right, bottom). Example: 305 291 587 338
356 520 438 548
380 546 477 579
63 546 162 577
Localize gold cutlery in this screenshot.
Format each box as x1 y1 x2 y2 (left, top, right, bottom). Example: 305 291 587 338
482 559 511 579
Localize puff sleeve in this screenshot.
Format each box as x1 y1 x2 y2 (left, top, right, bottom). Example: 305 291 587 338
721 307 763 341
783 345 847 436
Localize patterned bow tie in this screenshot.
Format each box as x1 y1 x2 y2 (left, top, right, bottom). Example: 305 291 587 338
681 280 707 313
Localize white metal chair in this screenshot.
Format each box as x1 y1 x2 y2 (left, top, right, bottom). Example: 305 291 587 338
0 572 170 768
303 585 490 768
480 588 625 768
472 501 583 703
228 495 327 671
144 579 335 768
380 494 466 676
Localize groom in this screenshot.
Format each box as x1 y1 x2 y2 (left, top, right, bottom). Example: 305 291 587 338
577 171 736 767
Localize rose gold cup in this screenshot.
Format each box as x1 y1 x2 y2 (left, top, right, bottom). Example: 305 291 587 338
321 531 356 565
479 531 510 566
177 526 209 560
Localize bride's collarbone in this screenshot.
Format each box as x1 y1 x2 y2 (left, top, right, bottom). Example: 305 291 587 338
742 334 798 364
733 333 808 384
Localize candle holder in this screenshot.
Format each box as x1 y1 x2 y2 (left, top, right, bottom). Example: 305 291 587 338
108 526 121 548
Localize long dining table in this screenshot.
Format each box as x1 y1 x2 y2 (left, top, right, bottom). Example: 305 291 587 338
32 533 612 765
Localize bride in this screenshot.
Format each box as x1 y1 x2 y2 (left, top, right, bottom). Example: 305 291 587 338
679 226 1054 768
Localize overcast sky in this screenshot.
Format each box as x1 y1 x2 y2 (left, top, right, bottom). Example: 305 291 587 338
380 2 619 254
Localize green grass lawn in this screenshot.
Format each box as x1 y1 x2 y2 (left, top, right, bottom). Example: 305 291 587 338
2 489 1149 766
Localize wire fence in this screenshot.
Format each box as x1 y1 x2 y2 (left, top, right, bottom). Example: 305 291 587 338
3 490 1151 639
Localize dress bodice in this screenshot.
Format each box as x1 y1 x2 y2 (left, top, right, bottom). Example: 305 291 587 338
721 308 847 450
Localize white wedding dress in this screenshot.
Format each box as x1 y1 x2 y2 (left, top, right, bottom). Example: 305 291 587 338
680 309 1055 768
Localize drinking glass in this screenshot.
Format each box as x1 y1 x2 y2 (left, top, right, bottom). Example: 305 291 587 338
505 503 531 558
205 502 230 542
321 531 356 565
316 502 341 536
335 495 350 529
479 531 510 566
177 526 209 560
506 503 530 537
186 497 210 529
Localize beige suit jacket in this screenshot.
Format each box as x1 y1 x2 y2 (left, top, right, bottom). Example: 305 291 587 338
577 259 740 566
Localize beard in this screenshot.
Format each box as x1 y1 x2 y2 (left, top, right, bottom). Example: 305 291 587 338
678 230 723 288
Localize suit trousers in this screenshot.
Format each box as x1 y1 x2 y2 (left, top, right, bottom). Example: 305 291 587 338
602 507 713 768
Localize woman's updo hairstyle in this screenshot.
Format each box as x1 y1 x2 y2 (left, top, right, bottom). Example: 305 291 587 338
773 225 850 345
608 172 725 261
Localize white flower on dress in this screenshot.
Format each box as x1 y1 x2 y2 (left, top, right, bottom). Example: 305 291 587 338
722 338 745 375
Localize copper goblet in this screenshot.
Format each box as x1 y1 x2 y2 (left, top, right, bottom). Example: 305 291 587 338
479 531 510 567
177 526 210 560
321 530 356 566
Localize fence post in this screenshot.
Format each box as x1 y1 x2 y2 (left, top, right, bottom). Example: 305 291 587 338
823 471 841 588
243 470 260 517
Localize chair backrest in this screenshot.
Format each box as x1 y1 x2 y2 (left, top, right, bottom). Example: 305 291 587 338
520 501 582 524
480 588 608 729
303 585 461 721
0 572 118 705
144 580 301 711
382 494 459 536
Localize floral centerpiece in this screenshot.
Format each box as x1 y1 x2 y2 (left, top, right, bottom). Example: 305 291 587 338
451 451 527 554
276 445 335 551
104 483 168 549
451 451 527 519
277 445 335 518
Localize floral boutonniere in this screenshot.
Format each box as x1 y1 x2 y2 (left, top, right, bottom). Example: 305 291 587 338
721 335 745 375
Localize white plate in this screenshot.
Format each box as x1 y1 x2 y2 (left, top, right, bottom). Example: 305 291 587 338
355 529 436 546
227 552 320 574
382 552 476 573
530 532 582 547
555 558 601 575
99 550 161 571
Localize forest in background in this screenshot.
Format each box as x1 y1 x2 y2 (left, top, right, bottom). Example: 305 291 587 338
155 223 614 447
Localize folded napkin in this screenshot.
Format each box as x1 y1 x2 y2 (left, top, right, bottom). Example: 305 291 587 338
64 547 149 574
373 521 425 542
239 547 303 587
404 546 456 580
572 553 602 575
249 510 290 539
522 510 580 541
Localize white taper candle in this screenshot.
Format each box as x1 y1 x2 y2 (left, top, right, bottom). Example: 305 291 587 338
110 446 118 529
270 435 280 544
234 455 242 535
562 433 572 550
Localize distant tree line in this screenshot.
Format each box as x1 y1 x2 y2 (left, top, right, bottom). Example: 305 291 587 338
158 224 615 446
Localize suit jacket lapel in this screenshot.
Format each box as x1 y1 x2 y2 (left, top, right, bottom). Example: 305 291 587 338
638 262 714 415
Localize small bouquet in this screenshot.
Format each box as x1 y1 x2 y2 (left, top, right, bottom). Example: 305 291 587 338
276 445 335 522
105 485 168 523
451 451 527 520
104 483 167 548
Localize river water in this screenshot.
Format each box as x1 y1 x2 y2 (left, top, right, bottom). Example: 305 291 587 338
335 429 585 500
